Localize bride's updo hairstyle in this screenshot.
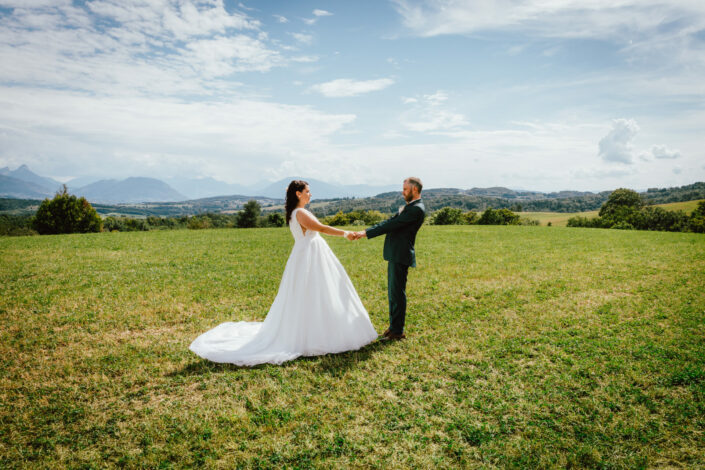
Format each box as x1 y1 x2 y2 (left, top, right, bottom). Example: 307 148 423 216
285 180 309 225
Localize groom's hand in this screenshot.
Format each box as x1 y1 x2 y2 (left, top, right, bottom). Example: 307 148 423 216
354 231 366 239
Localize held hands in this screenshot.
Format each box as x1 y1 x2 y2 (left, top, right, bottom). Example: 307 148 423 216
344 231 366 241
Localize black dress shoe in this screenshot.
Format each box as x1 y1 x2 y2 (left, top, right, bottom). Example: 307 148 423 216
381 332 406 341
381 328 391 337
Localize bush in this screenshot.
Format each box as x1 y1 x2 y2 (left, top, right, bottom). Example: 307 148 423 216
631 206 689 232
518 217 540 226
323 210 385 226
0 214 36 236
431 207 465 225
32 185 102 234
188 216 211 230
478 208 519 225
265 212 285 227
566 216 609 228
463 211 479 224
612 221 634 230
326 210 350 226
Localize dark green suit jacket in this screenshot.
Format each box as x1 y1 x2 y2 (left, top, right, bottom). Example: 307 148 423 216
366 199 426 267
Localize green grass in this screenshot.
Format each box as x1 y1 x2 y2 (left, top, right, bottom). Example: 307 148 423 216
1 226 704 468
655 199 704 214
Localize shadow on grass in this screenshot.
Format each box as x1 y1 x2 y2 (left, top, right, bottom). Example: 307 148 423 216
169 336 398 377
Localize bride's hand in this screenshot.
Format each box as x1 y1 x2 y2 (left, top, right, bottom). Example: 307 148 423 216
344 231 355 241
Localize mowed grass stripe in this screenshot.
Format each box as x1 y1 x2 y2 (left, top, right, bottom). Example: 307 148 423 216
1 226 703 468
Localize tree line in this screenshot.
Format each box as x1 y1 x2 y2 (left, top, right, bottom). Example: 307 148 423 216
427 207 539 226
3 186 703 236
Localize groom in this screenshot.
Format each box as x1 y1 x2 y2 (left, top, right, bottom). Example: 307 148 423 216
353 177 426 340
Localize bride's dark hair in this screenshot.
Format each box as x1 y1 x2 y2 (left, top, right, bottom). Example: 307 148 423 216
285 180 309 225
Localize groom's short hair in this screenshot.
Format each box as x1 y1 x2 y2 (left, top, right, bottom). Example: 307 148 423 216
405 177 423 193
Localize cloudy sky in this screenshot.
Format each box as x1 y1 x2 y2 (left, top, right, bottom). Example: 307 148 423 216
1 0 704 191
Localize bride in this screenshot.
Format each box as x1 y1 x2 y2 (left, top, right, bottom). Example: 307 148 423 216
189 180 378 366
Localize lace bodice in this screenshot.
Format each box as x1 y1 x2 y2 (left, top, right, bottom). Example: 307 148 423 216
289 208 319 242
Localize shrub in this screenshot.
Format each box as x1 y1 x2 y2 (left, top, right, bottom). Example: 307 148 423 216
0 214 36 236
32 185 102 234
519 217 540 226
265 212 285 227
102 216 124 232
323 210 385 226
188 216 211 230
631 206 689 232
326 210 350 226
567 216 609 228
463 211 479 225
612 221 634 230
478 208 519 225
431 207 465 225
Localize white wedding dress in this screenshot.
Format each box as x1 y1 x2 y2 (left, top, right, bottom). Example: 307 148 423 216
189 208 378 366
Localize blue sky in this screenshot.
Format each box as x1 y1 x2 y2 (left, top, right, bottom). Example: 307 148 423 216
0 0 704 191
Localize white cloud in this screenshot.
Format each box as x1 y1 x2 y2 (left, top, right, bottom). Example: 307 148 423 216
424 91 448 105
401 91 468 133
391 0 705 90
184 35 284 76
0 0 297 96
310 78 395 97
391 0 705 40
598 119 640 164
291 55 319 63
273 14 288 23
290 32 314 45
651 144 681 160
302 17 317 25
313 9 333 17
0 87 356 182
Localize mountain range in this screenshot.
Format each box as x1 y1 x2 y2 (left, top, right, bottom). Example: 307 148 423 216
0 165 400 202
2 165 704 218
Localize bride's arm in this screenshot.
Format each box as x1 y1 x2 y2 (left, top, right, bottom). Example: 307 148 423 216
296 209 351 238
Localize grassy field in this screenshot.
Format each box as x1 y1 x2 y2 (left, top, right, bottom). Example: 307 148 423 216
520 210 600 227
1 226 704 468
654 199 705 214
522 199 704 227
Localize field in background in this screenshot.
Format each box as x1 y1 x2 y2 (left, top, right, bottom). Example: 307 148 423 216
1 226 704 468
522 199 704 226
520 210 600 226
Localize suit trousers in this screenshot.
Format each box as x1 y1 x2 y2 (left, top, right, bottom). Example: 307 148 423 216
387 261 410 334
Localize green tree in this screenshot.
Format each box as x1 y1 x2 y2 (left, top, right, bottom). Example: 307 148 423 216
237 200 261 228
599 188 643 223
689 201 705 233
432 207 465 225
32 185 102 234
478 208 519 225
